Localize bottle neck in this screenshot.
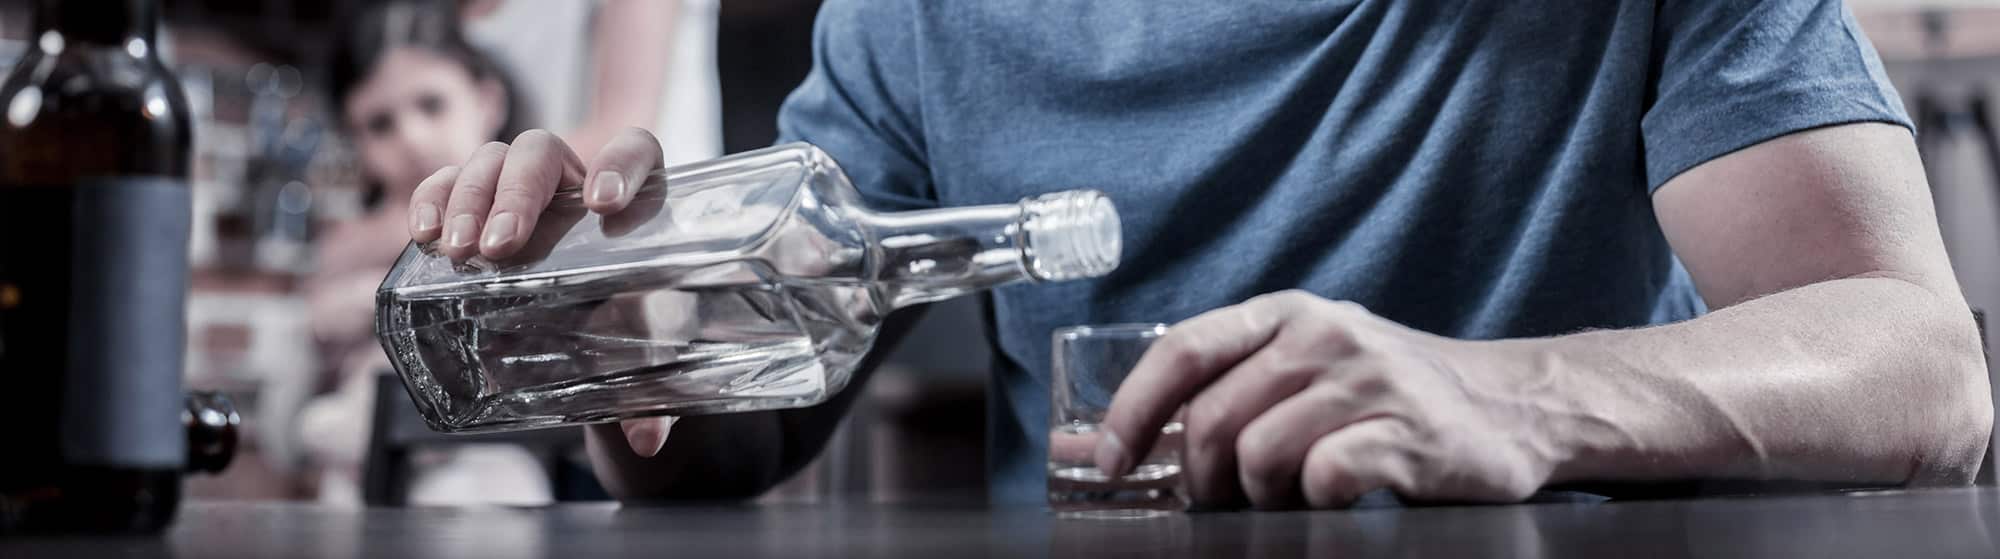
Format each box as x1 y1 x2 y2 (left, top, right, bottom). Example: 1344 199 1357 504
34 0 158 47
867 191 1121 309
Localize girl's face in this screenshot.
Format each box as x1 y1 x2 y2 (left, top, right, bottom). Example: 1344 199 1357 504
342 47 506 205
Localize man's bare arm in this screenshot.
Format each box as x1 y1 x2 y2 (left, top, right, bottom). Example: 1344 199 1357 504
1090 123 1989 509
1543 122 1991 485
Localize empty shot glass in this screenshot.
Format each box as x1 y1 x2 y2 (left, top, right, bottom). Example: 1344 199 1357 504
1047 323 1189 518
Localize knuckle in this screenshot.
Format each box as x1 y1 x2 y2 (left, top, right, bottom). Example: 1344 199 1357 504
1246 291 1288 305
1233 430 1285 481
1155 337 1207 372
415 171 453 195
617 126 658 142
1327 299 1366 314
614 127 664 153
513 128 556 145
1302 463 1350 507
1391 450 1431 495
491 188 543 211
496 162 561 193
1308 323 1361 358
1182 425 1221 466
1500 464 1541 501
1232 305 1279 336
1305 306 1350 329
1257 356 1312 384
475 141 511 159
1392 419 1438 453
1247 290 1306 314
1186 399 1235 448
451 176 495 197
412 182 447 201
1381 423 1430 463
1347 369 1394 399
1263 289 1316 308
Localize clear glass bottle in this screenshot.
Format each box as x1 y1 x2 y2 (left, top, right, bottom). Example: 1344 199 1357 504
375 143 1121 433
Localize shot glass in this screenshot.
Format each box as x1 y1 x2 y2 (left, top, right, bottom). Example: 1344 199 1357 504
1047 323 1189 518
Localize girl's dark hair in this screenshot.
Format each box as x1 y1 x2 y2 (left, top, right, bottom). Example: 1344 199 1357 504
326 0 534 208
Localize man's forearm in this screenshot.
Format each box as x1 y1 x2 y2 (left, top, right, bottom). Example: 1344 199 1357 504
1523 275 1991 486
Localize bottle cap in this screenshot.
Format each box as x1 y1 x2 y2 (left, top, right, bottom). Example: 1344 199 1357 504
1022 190 1121 281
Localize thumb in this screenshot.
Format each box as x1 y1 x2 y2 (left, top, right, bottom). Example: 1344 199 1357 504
621 416 676 457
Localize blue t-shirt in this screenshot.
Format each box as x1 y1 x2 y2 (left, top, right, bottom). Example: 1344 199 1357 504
776 0 1911 503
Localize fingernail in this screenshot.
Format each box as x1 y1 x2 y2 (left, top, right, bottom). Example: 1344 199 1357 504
624 423 657 457
411 203 441 235
590 170 626 206
624 418 671 457
1095 430 1130 476
445 214 479 249
482 212 519 251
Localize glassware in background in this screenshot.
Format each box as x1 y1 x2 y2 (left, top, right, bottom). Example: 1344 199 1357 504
375 142 1122 433
242 63 321 272
1047 323 1189 518
0 38 19 78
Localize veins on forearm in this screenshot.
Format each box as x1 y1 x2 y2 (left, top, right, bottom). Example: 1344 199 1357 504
1507 335 1770 483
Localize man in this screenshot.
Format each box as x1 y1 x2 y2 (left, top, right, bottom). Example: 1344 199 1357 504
406 1 1993 508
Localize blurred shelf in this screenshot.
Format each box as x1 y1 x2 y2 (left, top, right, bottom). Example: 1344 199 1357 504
192 266 300 293
1856 7 2000 62
0 38 19 75
164 0 354 66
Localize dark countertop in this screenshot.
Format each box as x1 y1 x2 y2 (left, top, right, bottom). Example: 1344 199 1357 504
7 488 2000 558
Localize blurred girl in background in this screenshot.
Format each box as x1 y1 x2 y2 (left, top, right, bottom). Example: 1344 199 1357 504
302 0 545 506
304 0 712 505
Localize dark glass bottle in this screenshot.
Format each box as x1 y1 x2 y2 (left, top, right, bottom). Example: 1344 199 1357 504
0 0 202 533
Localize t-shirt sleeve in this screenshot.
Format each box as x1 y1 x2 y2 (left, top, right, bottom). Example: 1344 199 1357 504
774 0 937 211
1642 0 1911 191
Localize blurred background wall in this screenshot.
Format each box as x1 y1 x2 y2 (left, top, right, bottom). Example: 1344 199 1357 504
0 0 1995 504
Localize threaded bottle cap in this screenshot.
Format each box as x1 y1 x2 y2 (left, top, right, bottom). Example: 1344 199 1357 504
1021 190 1121 281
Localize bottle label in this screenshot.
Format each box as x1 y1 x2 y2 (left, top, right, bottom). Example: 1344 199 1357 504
0 178 189 471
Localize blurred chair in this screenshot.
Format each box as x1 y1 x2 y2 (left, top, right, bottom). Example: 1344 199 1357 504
361 303 995 506
362 372 599 506
758 296 993 504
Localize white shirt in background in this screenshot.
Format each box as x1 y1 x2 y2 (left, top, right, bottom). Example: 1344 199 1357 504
465 0 723 166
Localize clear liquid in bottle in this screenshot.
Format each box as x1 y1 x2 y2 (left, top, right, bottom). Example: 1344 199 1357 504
376 143 1120 433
